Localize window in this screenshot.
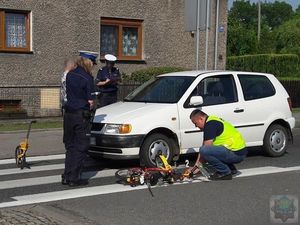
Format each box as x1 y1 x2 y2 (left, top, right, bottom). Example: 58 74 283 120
185 75 238 108
100 18 143 60
238 75 276 101
0 10 31 52
124 76 195 103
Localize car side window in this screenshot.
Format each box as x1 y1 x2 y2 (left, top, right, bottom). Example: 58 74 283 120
184 75 238 108
238 74 276 101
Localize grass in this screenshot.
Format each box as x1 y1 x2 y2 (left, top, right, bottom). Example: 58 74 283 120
278 76 300 81
292 108 300 113
0 121 63 132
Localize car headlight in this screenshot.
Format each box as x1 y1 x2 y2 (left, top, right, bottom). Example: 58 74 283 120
104 124 132 134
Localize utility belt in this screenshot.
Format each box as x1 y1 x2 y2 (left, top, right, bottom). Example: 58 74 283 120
65 109 91 120
100 91 117 97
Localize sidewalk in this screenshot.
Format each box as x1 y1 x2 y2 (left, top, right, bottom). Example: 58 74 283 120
0 129 64 159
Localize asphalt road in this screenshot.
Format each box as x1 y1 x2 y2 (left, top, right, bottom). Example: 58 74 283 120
0 129 299 225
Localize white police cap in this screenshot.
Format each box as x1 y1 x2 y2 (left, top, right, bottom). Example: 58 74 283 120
104 54 117 62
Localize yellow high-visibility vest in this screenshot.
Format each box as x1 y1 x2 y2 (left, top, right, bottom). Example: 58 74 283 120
206 116 246 151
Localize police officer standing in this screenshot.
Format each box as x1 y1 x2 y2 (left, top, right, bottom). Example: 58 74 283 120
62 51 98 187
95 54 121 107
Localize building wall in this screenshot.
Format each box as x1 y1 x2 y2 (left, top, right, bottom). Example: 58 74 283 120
0 0 228 117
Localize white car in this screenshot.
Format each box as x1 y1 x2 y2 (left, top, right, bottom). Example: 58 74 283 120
90 70 295 167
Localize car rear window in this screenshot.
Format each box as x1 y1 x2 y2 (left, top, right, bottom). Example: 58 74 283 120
238 74 276 101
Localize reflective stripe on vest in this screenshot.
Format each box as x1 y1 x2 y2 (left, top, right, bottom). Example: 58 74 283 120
206 116 246 151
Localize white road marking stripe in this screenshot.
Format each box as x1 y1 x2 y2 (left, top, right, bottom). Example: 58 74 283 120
237 166 300 178
0 165 299 208
0 154 65 165
0 169 118 190
0 164 64 176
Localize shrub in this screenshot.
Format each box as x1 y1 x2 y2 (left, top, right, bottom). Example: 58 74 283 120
226 54 300 77
129 67 186 82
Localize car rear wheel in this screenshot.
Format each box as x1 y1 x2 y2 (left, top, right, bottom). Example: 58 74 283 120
140 133 175 167
263 124 288 157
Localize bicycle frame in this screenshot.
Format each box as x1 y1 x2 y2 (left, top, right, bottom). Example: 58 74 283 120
118 155 210 187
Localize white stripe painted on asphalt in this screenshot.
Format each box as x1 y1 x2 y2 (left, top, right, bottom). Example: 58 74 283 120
0 154 65 165
0 164 64 176
238 166 300 178
0 165 300 208
0 169 118 190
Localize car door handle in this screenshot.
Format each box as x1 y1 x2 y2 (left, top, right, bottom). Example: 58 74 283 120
234 109 244 113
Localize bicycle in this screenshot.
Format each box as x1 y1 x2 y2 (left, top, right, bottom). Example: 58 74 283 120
115 154 214 196
15 120 37 169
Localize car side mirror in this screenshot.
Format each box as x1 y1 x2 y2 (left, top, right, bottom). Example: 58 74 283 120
189 96 203 106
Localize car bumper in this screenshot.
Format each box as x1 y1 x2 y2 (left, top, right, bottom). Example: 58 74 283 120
88 134 145 159
286 117 295 129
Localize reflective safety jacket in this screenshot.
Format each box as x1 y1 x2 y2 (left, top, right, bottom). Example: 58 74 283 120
207 116 246 151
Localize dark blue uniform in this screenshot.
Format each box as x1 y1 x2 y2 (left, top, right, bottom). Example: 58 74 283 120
63 66 94 183
95 66 120 107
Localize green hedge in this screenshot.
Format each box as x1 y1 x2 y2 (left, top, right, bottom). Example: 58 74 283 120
127 67 186 82
226 54 300 77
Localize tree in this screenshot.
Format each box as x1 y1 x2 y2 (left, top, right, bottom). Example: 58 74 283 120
227 0 296 56
262 1 294 29
227 1 258 56
229 1 257 28
275 17 300 56
227 18 258 56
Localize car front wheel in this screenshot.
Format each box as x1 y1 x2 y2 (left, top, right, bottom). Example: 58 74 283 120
263 124 288 157
140 133 175 167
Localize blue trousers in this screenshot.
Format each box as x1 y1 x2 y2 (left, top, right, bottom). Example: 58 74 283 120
63 111 90 182
98 92 117 107
199 145 247 175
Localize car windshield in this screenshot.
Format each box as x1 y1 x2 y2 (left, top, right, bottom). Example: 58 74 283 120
124 76 195 103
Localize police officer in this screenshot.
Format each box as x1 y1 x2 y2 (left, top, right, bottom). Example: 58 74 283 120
62 51 98 187
95 54 121 107
189 109 248 180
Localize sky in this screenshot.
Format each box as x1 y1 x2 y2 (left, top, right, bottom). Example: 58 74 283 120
228 0 300 10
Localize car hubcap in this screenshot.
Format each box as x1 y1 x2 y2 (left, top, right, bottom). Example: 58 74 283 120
269 129 286 152
149 139 170 163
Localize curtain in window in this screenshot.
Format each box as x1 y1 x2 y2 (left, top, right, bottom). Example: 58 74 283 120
5 13 27 48
122 27 138 56
101 25 118 56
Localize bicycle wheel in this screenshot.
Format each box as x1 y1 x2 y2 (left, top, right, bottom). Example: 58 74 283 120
115 168 143 185
15 146 23 167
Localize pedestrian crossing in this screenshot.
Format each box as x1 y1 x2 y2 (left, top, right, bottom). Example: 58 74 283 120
0 154 300 209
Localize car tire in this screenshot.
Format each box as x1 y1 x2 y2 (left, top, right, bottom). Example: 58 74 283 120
140 133 175 167
263 124 288 157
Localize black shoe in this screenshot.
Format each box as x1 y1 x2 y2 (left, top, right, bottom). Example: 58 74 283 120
209 173 232 181
228 164 238 175
61 174 70 185
68 179 89 187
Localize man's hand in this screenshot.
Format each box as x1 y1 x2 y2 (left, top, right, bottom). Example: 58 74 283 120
88 100 94 110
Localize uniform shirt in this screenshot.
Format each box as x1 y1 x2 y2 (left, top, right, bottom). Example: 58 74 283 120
60 71 68 107
65 66 94 112
203 120 224 141
95 66 120 93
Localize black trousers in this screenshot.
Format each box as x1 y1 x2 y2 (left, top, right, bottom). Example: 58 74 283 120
98 92 117 107
63 110 90 182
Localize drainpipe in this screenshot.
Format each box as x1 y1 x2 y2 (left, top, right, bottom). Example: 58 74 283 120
214 0 220 70
205 0 210 70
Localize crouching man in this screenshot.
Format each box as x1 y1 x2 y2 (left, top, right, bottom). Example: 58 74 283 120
190 109 248 180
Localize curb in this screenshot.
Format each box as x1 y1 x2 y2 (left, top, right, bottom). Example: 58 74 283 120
0 128 63 134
